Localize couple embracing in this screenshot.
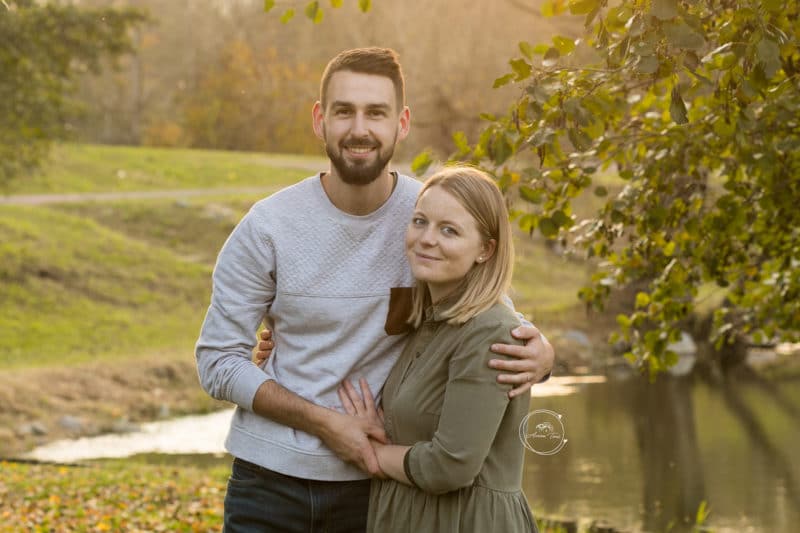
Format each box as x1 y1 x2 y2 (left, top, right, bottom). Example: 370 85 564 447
196 47 553 533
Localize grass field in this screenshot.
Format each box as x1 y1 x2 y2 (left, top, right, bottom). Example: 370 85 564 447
1 143 591 371
0 143 593 529
2 143 321 195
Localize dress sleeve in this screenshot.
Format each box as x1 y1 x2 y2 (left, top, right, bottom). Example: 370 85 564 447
404 316 522 495
195 208 276 411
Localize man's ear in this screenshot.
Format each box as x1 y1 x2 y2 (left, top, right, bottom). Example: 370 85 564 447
312 101 325 140
397 106 411 142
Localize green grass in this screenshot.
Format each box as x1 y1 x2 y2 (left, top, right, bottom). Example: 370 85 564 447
0 204 214 368
0 142 592 372
511 234 591 322
3 143 322 194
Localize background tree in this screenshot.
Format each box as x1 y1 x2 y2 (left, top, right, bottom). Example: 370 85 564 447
457 0 800 374
0 0 145 187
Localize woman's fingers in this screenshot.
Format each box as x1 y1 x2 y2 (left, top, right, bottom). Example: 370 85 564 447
337 386 357 416
359 378 377 414
343 380 366 414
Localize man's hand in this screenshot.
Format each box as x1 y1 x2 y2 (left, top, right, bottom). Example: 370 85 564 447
318 408 388 477
489 325 554 398
254 328 273 365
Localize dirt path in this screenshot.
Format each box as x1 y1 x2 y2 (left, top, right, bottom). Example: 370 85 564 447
0 162 417 206
0 186 284 206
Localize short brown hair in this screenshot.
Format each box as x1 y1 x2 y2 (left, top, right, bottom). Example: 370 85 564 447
320 47 405 109
408 166 515 327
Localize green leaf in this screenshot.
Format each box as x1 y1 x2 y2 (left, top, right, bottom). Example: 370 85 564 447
518 214 538 234
493 73 515 89
635 292 650 309
664 241 676 257
541 0 567 17
330 0 343 7
670 86 688 124
519 41 535 60
663 20 705 49
358 0 371 12
519 185 543 204
542 47 560 67
756 38 782 78
280 8 295 23
551 209 573 228
452 131 470 155
553 35 576 55
650 0 678 20
510 58 532 81
569 0 598 15
637 55 659 74
594 185 608 197
410 150 433 176
491 134 513 165
539 217 559 238
305 1 323 23
567 127 592 151
264 0 275 12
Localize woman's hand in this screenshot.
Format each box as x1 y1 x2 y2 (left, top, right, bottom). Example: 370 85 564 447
338 378 385 433
254 328 273 365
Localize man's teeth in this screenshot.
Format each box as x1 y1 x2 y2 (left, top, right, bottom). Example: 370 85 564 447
348 147 373 154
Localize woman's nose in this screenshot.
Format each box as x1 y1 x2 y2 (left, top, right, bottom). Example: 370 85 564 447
419 227 437 246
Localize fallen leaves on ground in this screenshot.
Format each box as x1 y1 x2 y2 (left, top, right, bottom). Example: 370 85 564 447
0 460 227 532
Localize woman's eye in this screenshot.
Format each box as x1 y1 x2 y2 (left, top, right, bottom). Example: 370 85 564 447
442 226 457 236
412 217 426 225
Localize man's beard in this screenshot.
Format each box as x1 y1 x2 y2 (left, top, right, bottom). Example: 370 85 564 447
325 132 397 186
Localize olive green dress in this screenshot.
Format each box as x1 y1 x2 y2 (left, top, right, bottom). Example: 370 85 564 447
367 300 537 533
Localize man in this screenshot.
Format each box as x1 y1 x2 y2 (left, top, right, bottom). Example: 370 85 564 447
196 47 553 533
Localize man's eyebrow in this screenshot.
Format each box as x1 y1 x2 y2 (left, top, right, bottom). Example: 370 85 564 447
329 101 391 111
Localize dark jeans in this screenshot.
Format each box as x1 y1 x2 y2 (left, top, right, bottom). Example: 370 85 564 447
223 457 371 533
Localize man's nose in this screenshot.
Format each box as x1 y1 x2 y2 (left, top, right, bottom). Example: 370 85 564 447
351 112 369 136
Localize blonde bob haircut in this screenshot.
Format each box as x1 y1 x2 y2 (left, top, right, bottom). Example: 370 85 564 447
408 166 514 327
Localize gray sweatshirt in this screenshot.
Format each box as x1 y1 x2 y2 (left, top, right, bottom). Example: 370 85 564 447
196 173 420 481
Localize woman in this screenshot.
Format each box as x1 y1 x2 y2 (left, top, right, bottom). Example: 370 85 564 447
339 166 537 532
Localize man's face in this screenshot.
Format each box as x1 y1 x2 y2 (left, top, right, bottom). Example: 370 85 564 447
313 71 409 186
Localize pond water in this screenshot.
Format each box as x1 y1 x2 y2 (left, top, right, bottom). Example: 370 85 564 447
523 373 800 532
26 374 800 532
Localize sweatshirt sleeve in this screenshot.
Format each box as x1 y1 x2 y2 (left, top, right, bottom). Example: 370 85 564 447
195 208 276 411
404 317 522 495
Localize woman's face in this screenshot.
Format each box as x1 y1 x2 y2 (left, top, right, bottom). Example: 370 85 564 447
405 185 492 303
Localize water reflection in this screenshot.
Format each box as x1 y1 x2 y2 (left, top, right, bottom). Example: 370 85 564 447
523 373 800 532
24 409 234 462
24 374 800 532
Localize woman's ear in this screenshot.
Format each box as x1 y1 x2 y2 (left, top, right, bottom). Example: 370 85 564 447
477 239 497 264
